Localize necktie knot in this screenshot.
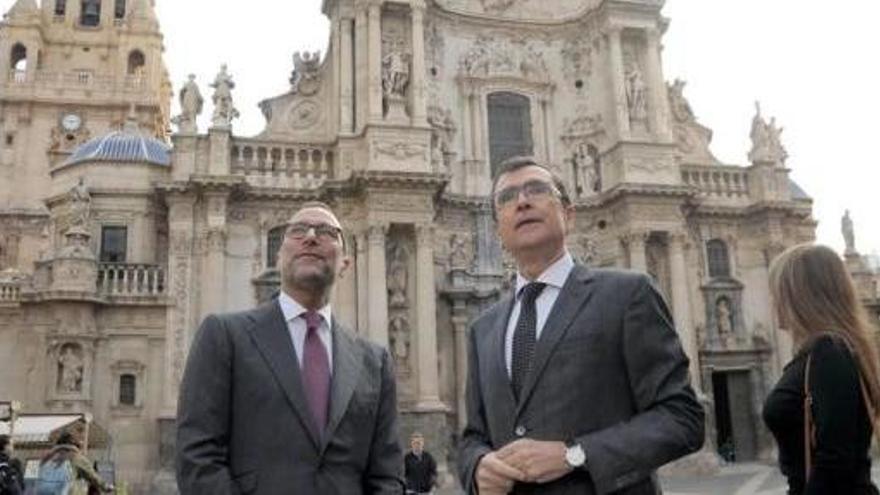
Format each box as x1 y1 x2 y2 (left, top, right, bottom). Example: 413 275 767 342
302 311 322 334
519 282 547 304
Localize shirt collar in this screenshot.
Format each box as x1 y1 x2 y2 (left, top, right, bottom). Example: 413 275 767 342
515 250 575 298
278 290 333 329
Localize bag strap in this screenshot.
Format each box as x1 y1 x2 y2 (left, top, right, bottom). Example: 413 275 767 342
803 353 814 483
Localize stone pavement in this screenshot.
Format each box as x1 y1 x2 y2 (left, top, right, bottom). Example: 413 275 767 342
435 462 880 494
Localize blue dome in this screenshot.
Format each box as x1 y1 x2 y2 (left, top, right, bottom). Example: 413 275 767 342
65 128 171 167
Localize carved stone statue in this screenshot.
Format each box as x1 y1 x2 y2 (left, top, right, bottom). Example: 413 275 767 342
572 143 600 196
382 50 410 98
842 209 856 254
173 74 203 133
68 177 91 228
388 314 411 364
428 106 457 171
716 298 733 340
210 64 240 127
449 234 469 270
387 242 408 308
748 102 787 165
57 344 84 393
625 64 647 123
668 79 695 123
291 51 322 96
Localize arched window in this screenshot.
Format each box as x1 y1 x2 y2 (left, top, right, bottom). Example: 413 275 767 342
487 92 533 177
119 373 136 406
127 50 145 75
80 0 101 27
11 44 27 72
114 0 126 19
266 226 285 270
707 239 731 278
55 0 67 16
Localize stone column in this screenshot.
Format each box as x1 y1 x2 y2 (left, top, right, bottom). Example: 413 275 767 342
354 8 368 131
669 231 699 388
644 28 672 141
162 193 197 415
410 5 428 126
201 192 228 317
415 225 442 408
451 301 469 430
461 89 474 162
367 223 389 346
607 27 631 140
367 1 384 123
339 16 355 134
625 231 648 272
208 127 231 176
355 230 369 334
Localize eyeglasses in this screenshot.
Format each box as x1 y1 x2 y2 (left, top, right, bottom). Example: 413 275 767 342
494 179 560 208
285 222 343 242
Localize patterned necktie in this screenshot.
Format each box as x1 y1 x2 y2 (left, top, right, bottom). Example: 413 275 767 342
301 311 330 432
511 282 547 401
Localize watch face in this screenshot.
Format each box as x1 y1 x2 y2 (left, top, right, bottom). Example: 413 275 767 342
61 114 82 132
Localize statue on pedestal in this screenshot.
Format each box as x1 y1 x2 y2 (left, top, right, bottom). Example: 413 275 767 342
382 50 411 98
625 64 647 123
58 344 84 393
68 177 91 228
173 74 203 133
842 209 856 254
211 64 240 128
748 102 787 165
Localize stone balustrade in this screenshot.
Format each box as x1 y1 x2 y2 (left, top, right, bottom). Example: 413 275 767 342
230 139 334 188
98 263 165 297
6 70 146 94
681 165 750 199
0 280 21 303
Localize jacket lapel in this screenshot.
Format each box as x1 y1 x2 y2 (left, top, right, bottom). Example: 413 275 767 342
489 293 518 416
516 265 596 417
321 319 361 454
246 301 322 450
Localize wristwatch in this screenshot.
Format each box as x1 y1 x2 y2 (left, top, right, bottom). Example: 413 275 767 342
564 440 587 469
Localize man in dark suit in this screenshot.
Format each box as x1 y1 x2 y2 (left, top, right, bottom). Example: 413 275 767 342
177 202 405 495
458 157 704 494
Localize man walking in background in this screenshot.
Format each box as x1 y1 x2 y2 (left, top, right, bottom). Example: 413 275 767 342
405 433 437 494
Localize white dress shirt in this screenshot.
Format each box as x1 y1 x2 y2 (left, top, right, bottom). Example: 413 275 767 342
278 290 334 373
505 251 575 376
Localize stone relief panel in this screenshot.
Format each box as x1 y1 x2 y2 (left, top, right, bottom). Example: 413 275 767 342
436 0 600 21
458 35 550 83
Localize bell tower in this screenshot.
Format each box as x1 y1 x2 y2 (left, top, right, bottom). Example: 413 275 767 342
0 0 171 221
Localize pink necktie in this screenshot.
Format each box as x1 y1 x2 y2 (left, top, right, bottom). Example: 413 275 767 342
301 311 330 432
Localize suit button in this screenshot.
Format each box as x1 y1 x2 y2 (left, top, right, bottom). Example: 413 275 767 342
515 425 527 437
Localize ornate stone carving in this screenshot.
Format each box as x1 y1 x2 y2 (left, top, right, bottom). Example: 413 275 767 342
373 141 429 161
668 79 695 124
569 143 601 197
210 64 240 128
387 240 409 308
61 177 92 234
57 343 85 393
748 102 787 165
561 108 604 138
574 235 597 266
428 106 457 171
291 51 322 96
388 313 411 367
287 100 321 130
716 297 733 338
625 63 648 124
458 36 549 83
448 233 471 271
562 33 594 80
481 0 516 13
382 49 411 98
173 74 203 133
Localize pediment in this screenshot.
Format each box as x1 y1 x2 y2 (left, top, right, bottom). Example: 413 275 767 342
435 0 600 22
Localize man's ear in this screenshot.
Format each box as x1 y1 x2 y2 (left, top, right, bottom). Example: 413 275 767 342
338 255 353 279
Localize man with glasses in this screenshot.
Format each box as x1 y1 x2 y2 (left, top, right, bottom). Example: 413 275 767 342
458 157 704 494
177 202 405 494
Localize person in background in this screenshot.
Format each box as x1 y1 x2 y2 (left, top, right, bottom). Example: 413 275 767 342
36 431 113 494
0 434 24 495
764 243 880 494
405 433 437 494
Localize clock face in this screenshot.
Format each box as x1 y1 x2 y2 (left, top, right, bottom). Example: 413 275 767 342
61 113 82 132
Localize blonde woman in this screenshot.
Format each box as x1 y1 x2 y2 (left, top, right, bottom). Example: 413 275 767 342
763 243 880 494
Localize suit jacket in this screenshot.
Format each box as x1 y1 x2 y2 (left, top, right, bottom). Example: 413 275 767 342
176 301 405 495
458 266 704 495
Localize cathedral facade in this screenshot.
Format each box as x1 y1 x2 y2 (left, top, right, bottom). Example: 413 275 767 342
0 0 818 491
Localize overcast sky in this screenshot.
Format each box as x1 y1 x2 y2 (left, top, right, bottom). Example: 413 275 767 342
4 1 878 258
